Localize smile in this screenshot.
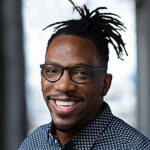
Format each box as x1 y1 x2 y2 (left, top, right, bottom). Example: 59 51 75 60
55 100 76 108
47 97 83 115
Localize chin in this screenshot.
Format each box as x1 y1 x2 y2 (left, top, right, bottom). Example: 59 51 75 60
53 118 80 133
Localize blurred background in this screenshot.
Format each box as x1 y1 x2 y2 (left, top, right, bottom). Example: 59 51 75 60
0 0 150 149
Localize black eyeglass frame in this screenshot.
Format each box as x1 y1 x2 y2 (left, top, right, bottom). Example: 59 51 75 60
40 63 107 84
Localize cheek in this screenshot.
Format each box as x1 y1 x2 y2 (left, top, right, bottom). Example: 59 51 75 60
94 73 105 92
81 76 104 101
79 81 99 99
41 77 53 100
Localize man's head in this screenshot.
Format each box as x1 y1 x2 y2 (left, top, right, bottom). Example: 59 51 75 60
41 0 127 134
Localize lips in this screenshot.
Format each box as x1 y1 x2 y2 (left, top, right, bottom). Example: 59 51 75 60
47 96 83 115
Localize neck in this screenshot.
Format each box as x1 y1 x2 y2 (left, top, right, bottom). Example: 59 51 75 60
56 130 75 147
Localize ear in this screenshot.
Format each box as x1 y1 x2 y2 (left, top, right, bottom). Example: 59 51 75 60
101 73 112 96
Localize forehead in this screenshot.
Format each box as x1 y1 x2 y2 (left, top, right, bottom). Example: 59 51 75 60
45 35 101 66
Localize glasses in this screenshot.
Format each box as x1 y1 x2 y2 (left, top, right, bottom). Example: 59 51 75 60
40 63 107 84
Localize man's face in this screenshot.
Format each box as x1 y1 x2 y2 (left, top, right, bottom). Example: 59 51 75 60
41 35 111 132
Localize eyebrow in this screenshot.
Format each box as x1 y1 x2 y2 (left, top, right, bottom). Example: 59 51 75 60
45 61 60 66
44 61 93 67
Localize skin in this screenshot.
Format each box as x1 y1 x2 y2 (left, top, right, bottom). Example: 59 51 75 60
41 35 112 147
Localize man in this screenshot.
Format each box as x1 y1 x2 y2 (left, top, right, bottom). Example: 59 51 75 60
19 0 150 149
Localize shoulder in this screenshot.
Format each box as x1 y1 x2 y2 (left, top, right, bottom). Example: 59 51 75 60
18 123 51 150
109 116 150 149
92 102 150 149
94 116 150 149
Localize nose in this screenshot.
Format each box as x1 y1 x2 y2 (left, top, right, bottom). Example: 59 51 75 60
53 70 76 92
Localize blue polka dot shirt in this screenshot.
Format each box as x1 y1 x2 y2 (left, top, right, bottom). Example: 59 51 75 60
19 102 150 150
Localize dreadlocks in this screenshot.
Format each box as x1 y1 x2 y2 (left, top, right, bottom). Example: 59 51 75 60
43 0 128 67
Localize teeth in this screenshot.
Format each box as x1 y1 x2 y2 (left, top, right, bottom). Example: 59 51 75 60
56 100 75 108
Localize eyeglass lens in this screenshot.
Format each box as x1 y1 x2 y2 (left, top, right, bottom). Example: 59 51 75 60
71 66 90 83
43 65 62 82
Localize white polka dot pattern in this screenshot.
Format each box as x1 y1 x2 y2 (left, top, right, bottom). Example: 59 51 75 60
19 102 150 150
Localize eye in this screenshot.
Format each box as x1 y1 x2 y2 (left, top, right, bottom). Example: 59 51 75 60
43 65 61 78
72 70 89 79
45 69 58 74
73 71 88 76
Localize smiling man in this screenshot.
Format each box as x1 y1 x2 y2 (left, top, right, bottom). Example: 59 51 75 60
19 0 150 149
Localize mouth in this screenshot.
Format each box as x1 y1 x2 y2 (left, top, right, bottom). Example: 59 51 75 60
55 100 76 108
47 96 83 115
